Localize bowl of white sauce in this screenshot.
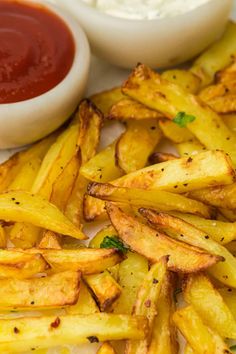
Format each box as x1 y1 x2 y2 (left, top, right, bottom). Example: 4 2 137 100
55 0 233 68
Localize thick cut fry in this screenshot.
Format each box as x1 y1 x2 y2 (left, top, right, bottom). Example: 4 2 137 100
141 210 236 287
159 119 194 143
125 257 167 354
219 287 236 320
0 250 48 279
8 157 42 191
0 132 57 193
189 183 236 210
112 150 235 193
216 60 236 83
116 120 162 174
85 271 121 312
0 191 86 240
108 98 162 121
122 64 236 165
113 252 149 314
183 273 236 338
175 140 205 157
0 225 6 248
190 21 236 87
171 212 236 245
0 271 81 310
27 248 124 274
162 69 201 94
173 306 232 354
88 183 213 218
90 87 124 116
97 342 117 354
10 222 42 249
106 203 220 273
149 151 177 164
38 231 61 249
148 273 178 354
0 313 148 353
66 281 99 315
80 141 123 183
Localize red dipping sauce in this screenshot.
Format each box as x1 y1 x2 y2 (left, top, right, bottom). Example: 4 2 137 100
0 0 75 104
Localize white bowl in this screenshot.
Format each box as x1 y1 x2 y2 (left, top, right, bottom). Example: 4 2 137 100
55 0 232 69
0 0 90 149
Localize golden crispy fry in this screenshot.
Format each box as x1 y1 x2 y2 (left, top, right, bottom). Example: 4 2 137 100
200 90 236 114
28 248 124 274
0 313 148 353
141 210 236 287
108 98 163 121
189 183 236 210
0 271 81 310
85 271 121 312
170 212 236 245
175 140 205 157
113 252 148 314
0 132 57 193
162 69 201 94
184 345 195 354
38 231 61 249
106 203 220 273
223 113 236 133
190 21 236 87
216 60 236 83
97 342 117 354
89 225 117 249
116 120 162 174
148 151 177 164
0 250 48 279
173 306 232 354
159 119 194 143
122 64 236 165
183 273 236 338
66 280 99 315
112 150 235 193
125 257 167 354
8 157 41 191
80 141 123 183
10 222 42 249
219 287 236 320
220 208 236 222
0 190 86 240
90 87 124 116
0 225 6 248
148 273 178 354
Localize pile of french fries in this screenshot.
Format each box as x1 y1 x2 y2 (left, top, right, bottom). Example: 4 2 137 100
2 21 236 354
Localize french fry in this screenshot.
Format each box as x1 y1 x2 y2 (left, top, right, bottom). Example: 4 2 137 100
106 203 221 273
113 252 148 314
159 119 194 143
88 182 214 218
0 313 148 353
189 183 236 210
190 21 236 87
184 345 195 354
0 190 86 240
223 114 236 133
97 342 117 354
216 60 236 83
162 69 201 94
66 280 99 315
90 87 124 116
183 273 236 338
80 141 123 183
141 210 236 287
0 132 57 193
148 151 177 164
125 257 167 354
116 120 162 173
170 212 236 245
122 64 236 166
89 225 117 249
173 306 232 354
38 231 61 249
0 250 48 279
148 273 178 354
0 271 81 310
0 225 6 248
219 287 236 320
175 140 205 157
108 98 163 121
112 150 235 193
84 271 122 312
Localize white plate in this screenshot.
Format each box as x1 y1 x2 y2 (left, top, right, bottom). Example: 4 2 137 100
1 4 236 353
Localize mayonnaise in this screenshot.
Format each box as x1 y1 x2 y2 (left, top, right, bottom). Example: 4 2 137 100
81 0 213 20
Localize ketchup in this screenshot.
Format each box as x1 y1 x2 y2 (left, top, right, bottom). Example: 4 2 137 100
0 1 75 103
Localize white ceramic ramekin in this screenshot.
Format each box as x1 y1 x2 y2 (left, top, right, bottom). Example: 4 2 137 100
0 0 90 149
55 0 232 69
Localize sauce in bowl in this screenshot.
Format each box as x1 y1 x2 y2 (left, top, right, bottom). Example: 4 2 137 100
0 0 75 103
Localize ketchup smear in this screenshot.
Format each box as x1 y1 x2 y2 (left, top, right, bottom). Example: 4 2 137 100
0 1 75 103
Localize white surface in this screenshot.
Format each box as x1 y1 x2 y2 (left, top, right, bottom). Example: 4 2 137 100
80 0 213 20
1 2 236 353
0 0 90 149
55 0 232 68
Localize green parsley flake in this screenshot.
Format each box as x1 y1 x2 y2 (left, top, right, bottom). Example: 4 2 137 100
100 236 129 253
173 112 196 128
